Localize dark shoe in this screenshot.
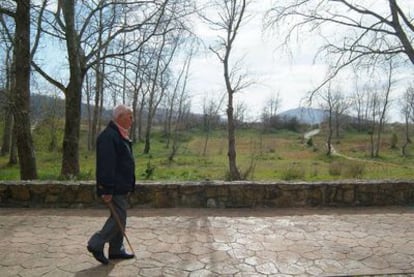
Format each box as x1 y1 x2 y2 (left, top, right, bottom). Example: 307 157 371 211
87 245 109 265
109 251 135 260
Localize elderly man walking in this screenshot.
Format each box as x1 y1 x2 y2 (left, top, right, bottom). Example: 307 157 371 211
87 104 135 265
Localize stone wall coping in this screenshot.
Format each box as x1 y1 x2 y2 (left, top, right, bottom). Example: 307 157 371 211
1 179 413 186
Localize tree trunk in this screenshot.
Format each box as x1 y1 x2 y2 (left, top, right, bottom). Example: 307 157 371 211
138 96 145 142
369 128 375 158
326 110 333 156
1 48 13 157
61 82 82 177
131 88 139 143
143 119 152 154
203 124 210 156
1 107 12 156
402 116 410 157
226 92 241 180
60 0 84 178
12 0 37 179
91 65 103 150
9 126 17 165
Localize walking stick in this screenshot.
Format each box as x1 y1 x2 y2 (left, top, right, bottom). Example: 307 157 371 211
106 201 136 256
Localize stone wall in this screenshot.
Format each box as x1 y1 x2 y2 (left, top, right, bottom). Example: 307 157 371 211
0 180 414 208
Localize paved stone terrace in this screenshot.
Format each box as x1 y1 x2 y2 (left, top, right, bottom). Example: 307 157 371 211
0 207 414 276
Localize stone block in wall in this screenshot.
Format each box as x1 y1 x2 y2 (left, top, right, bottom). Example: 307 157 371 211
226 184 262 208
305 185 323 206
206 198 217 208
28 183 47 203
355 182 379 205
179 184 203 207
10 184 30 201
215 185 229 197
130 186 152 207
205 186 217 198
0 183 9 204
45 194 59 204
154 190 170 208
326 183 355 206
61 185 78 203
76 185 95 203
342 184 355 204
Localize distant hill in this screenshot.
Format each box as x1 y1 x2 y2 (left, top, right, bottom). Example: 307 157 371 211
29 94 170 123
30 94 112 121
279 107 328 125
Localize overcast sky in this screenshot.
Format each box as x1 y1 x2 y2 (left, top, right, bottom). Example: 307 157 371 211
187 0 414 122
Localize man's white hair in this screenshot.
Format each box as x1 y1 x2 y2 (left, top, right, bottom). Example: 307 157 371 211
112 104 132 119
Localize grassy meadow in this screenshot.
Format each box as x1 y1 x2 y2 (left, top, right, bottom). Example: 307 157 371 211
1 122 414 181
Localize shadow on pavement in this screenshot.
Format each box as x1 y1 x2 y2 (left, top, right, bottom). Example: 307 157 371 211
74 264 115 277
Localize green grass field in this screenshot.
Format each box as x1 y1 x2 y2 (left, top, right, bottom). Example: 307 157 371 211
1 124 414 181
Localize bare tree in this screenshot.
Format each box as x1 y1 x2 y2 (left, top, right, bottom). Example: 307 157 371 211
364 62 394 158
0 15 14 158
317 85 349 155
85 3 113 151
265 0 414 96
143 33 179 154
141 0 196 154
0 1 38 179
332 90 350 139
31 1 170 178
261 92 282 130
234 100 247 127
202 0 252 180
164 51 193 149
350 74 369 132
202 94 224 156
122 45 147 143
167 56 192 162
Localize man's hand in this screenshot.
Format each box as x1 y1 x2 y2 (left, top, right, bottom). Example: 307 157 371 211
101 194 112 203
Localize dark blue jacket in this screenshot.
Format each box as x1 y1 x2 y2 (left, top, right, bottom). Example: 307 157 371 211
96 121 135 196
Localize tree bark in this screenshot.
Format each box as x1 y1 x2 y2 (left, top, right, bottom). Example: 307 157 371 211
1 105 12 156
60 0 84 177
12 0 37 179
0 47 13 157
226 92 241 180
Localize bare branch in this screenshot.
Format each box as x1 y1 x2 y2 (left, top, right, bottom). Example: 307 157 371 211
31 0 48 58
31 61 66 92
0 6 15 18
265 0 414 93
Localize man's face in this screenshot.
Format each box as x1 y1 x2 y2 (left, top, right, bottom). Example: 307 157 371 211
117 111 133 129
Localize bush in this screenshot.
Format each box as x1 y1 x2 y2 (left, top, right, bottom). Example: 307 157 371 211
280 163 305 180
390 133 398 149
306 137 313 147
329 161 342 176
328 160 365 178
342 161 365 178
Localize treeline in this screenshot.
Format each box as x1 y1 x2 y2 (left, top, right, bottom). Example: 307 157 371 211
1 1 413 181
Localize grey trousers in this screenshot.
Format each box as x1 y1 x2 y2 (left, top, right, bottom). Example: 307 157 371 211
88 194 128 254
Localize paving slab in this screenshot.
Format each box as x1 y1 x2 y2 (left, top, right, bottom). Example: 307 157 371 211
0 207 414 276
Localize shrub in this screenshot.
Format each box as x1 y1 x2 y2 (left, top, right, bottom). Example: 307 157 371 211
342 161 365 178
280 163 305 180
390 133 398 149
142 156 155 180
329 161 342 176
306 137 313 147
